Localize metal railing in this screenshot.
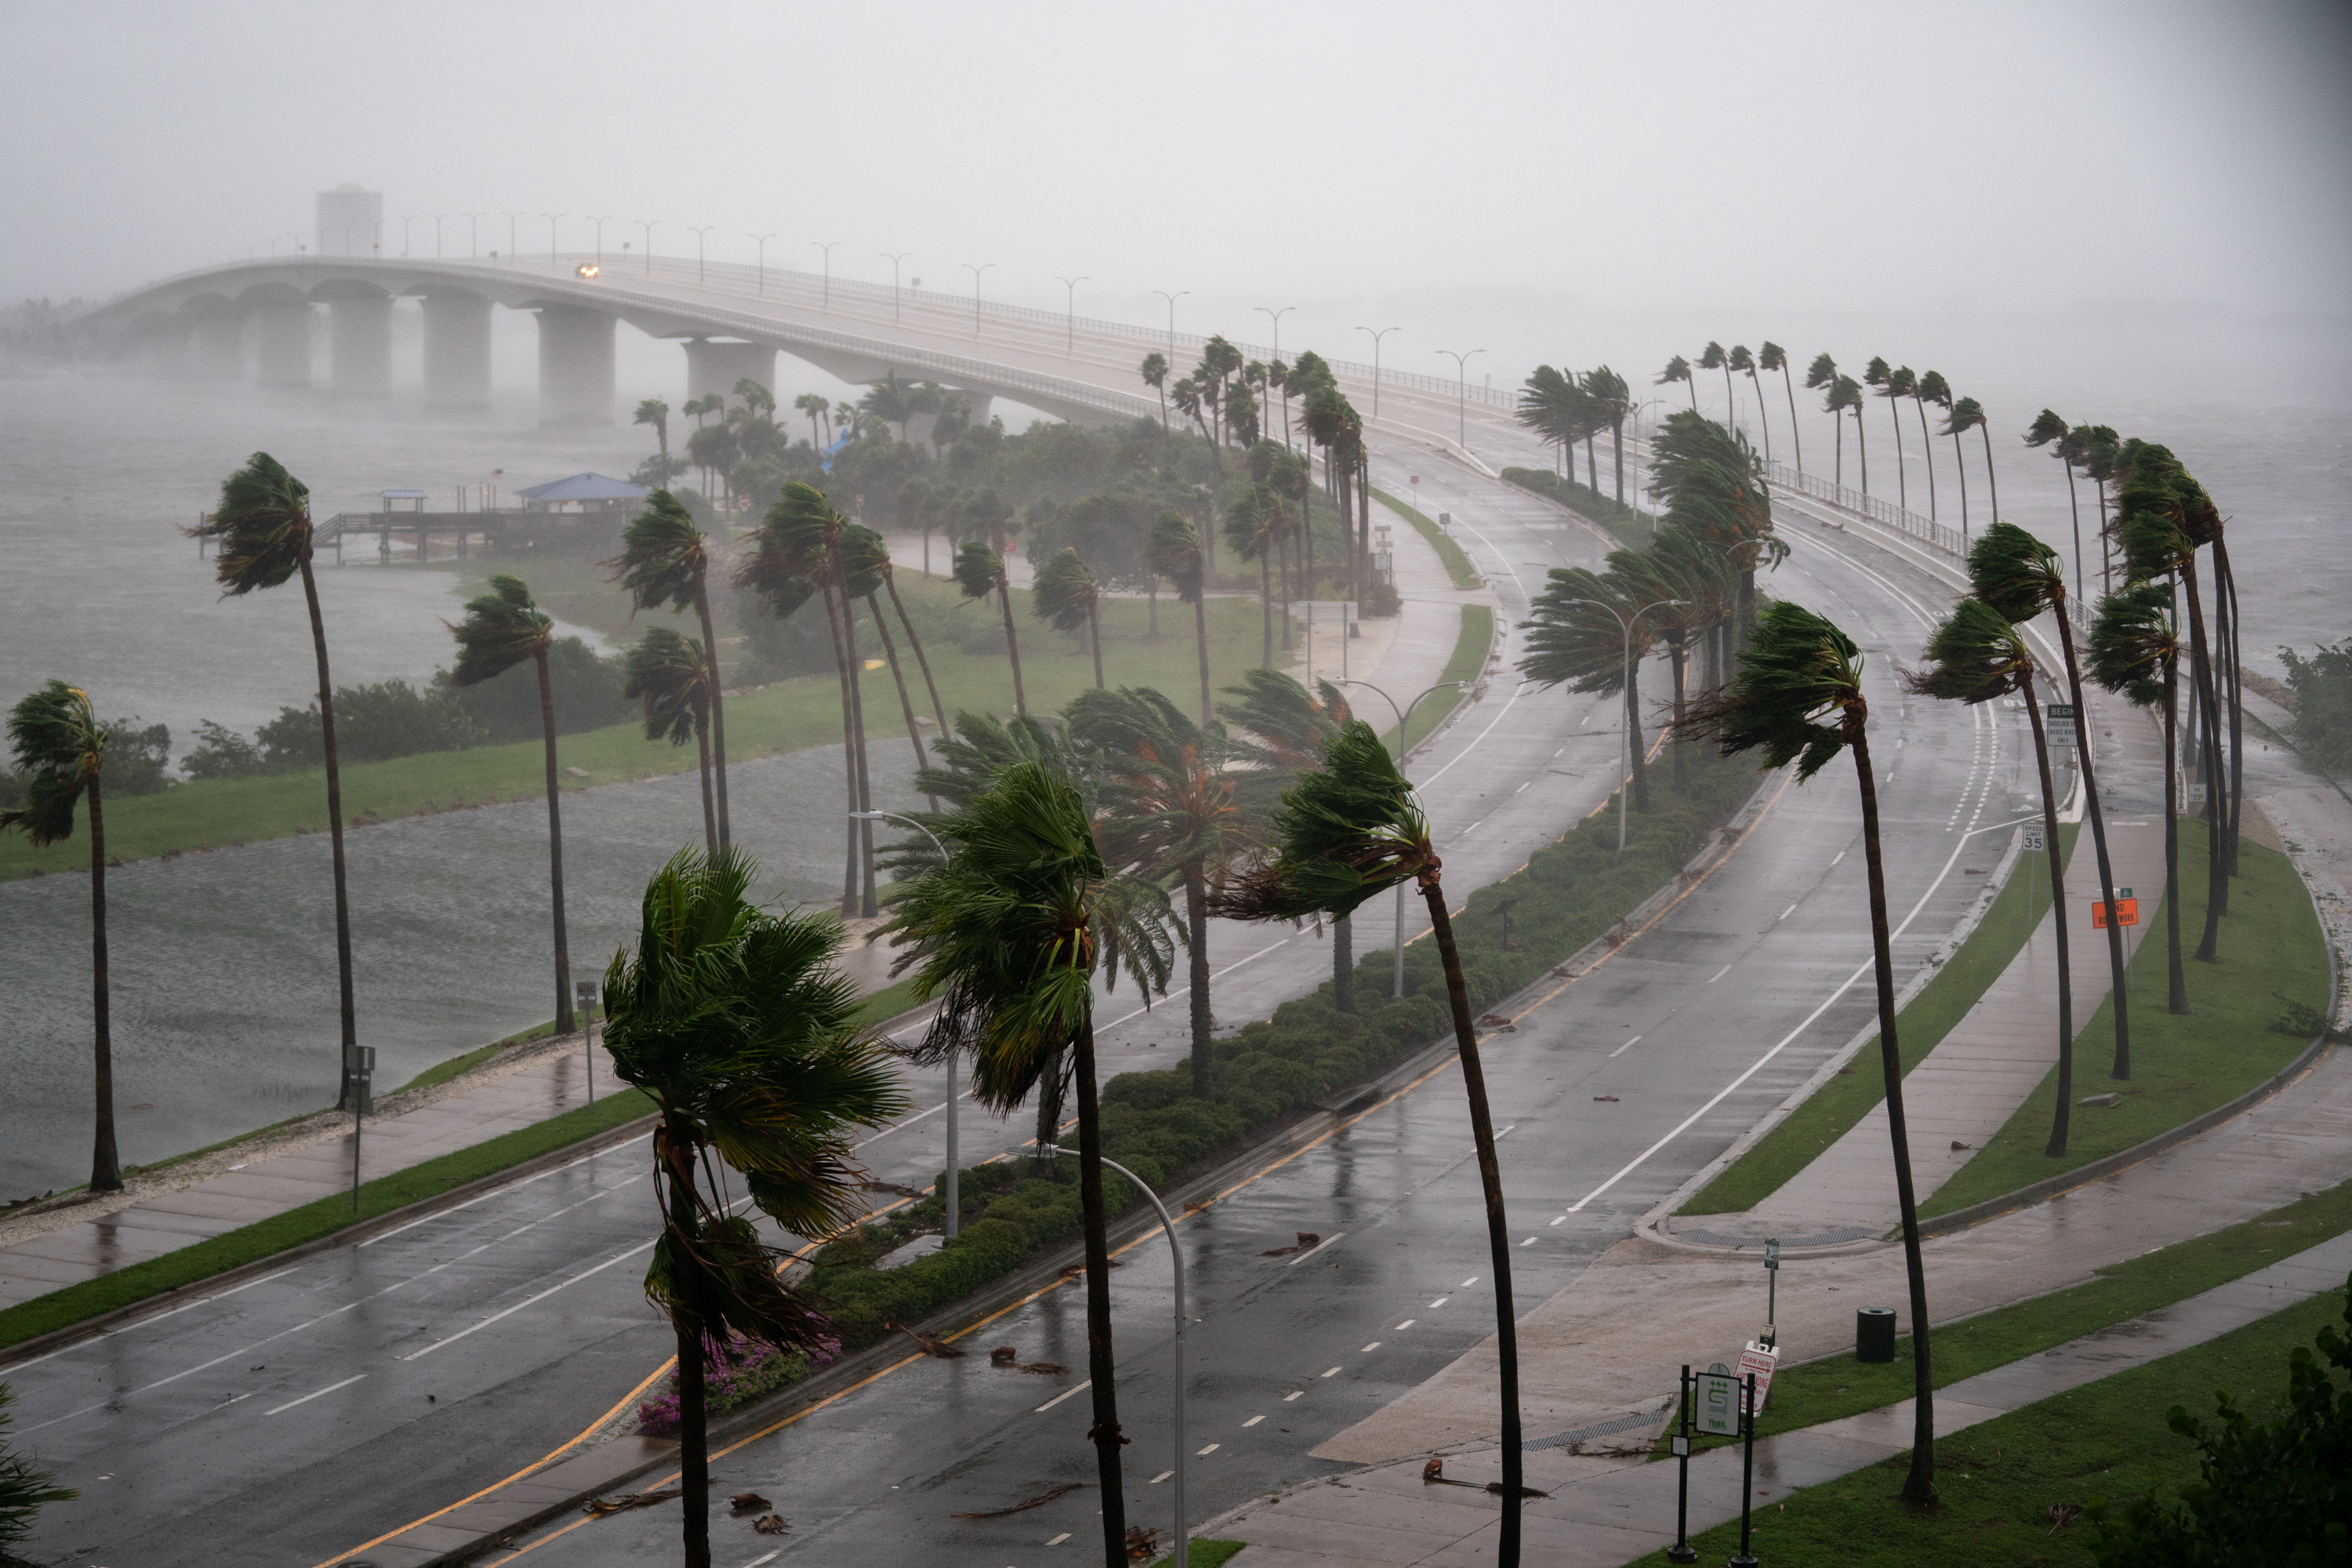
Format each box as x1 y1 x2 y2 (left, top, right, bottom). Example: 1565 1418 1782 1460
1764 459 1967 559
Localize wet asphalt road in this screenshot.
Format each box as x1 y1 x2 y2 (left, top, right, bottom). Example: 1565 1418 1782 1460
6 445 2056 1568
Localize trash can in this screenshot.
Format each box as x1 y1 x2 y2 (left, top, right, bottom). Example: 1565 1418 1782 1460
1857 1306 1897 1363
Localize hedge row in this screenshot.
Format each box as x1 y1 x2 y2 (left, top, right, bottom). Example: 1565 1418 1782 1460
802 744 1759 1349
1501 466 1659 552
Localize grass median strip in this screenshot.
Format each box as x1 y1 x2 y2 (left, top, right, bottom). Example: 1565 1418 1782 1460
1682 825 2076 1215
1370 488 1483 590
0 1088 655 1354
1376 605 1491 758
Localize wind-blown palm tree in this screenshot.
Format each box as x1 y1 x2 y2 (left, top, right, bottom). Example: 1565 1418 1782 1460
634 396 672 474
1515 365 1587 481
2078 423 2122 595
2 682 125 1190
1728 345 1766 463
1657 354 1696 412
1584 365 1632 505
449 575 576 1035
1521 568 1657 812
953 539 1027 716
1825 372 1866 492
837 525 934 791
1869 359 1911 513
1803 351 1838 443
1698 340 1733 426
1610 534 1719 789
1149 510 1214 726
1759 342 1800 471
793 390 830 450
1034 546 1105 690
2089 584 2190 1013
602 848 906 1568
624 628 719 858
1682 602 1938 1505
1940 395 1985 541
609 489 734 851
1907 600 2081 1154
886 763 1174 1568
2024 411 2089 606
1214 723 1530 1560
1970 522 2133 1079
1224 484 1288 670
1140 350 1170 434
188 453 358 1104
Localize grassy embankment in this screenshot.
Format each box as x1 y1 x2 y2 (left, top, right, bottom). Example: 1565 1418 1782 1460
1632 1243 2352 1566
0 578 1266 880
1368 488 1483 590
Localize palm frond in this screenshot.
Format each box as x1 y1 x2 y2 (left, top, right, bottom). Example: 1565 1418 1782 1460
2086 585 2177 710
1213 720 1428 924
1905 598 2031 706
1032 547 1098 633
1965 521 2066 623
0 681 101 845
604 490 707 614
446 574 551 687
1679 601 1860 780
188 452 310 597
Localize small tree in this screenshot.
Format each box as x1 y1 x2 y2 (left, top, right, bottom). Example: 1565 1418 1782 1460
623 627 719 858
1149 510 1214 726
952 539 1027 716
608 489 734 851
1033 546 1105 690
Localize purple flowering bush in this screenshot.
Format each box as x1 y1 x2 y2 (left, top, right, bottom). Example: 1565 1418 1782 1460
636 1325 841 1436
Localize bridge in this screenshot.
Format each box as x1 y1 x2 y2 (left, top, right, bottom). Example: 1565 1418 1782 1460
71 252 1519 461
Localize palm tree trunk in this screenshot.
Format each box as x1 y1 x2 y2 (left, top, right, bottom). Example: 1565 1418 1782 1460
1071 1015 1130 1568
2055 612 2133 1080
1584 432 1598 493
2060 459 2084 606
866 593 929 774
1417 877 1523 1561
996 578 1029 717
1333 913 1353 1014
1886 399 1905 513
662 1130 713 1568
1185 861 1212 1094
1912 394 1939 522
2024 684 2075 1157
1193 590 1213 729
1685 378 1697 412
1783 368 1803 473
2180 564 2225 953
841 590 878 919
1833 412 1843 490
691 583 731 855
692 707 717 859
1847 725 1937 1505
86 775 121 1192
884 571 950 737
2162 650 2188 1013
535 649 575 1035
1277 528 1294 654
1668 637 1689 793
1722 366 1736 428
1855 407 1868 497
1624 661 1649 813
1258 548 1273 670
822 582 858 916
1950 432 1970 540
1087 597 1105 690
1612 416 1627 505
1979 422 2000 524
295 552 359 1109
2220 546 2245 877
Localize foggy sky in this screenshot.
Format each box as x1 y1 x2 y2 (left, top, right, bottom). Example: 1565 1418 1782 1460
5 0 2347 329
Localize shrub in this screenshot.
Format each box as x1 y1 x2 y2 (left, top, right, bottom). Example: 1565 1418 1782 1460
634 1329 835 1436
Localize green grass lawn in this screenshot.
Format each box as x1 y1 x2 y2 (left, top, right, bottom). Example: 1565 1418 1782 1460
0 583 1266 880
1921 822 2329 1218
1370 488 1483 590
1629 1270 2352 1566
1682 826 2078 1214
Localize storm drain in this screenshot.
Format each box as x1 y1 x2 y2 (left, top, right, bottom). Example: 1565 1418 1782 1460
1521 1408 1661 1452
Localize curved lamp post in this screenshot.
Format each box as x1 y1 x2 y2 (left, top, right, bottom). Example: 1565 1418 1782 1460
1436 348 1486 449
1054 275 1090 352
1152 289 1189 354
1559 598 1686 851
811 240 842 310
850 809 960 1238
1356 325 1399 421
1336 678 1469 997
963 262 995 339
684 226 714 285
746 232 777 296
880 252 913 321
1048 1144 1191 1568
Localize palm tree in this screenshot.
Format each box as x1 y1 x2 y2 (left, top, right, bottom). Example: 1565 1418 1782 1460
1682 602 1938 1505
1521 568 1657 812
2 682 125 1191
623 628 719 858
634 396 672 474
1224 484 1287 670
1867 359 1909 512
1149 510 1214 725
1939 395 1984 541
1034 546 1105 690
1803 350 1838 451
1912 371 1951 524
953 539 1027 716
1728 345 1766 463
2089 584 2189 1014
885 762 1175 1568
1516 364 1584 480
448 575 576 1035
793 390 830 450
840 527 935 789
1214 722 1530 1559
1759 342 1801 471
1965 396 2000 525
188 453 359 1105
1698 340 1733 425
602 847 906 1568
1069 687 1269 1093
875 546 950 737
1215 670 1357 1005
1824 372 1865 492
1584 365 1632 505
1907 599 2082 1154
1140 350 1170 434
2024 411 2087 604
608 490 734 851
1656 354 1696 412
2078 423 2122 594
1610 535 1718 790
861 372 916 442
1969 522 2133 1080
1646 408 1783 644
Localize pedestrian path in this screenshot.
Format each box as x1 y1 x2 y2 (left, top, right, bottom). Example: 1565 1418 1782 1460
1215 1229 2352 1566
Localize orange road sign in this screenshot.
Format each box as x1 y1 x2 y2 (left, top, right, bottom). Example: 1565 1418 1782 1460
2092 898 2140 928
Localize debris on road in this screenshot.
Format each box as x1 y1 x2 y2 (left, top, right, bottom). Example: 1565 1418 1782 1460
1951 1140 1972 1150
1593 1095 1619 1102
888 1321 967 1358
988 1345 1068 1374
950 1481 1094 1519
1296 1231 1321 1247
1260 1246 1298 1257
753 1514 789 1535
1125 1523 1162 1559
728 1493 772 1513
583 1486 682 1516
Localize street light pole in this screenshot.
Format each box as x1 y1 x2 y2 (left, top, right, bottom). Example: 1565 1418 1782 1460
431 214 448 259
541 213 564 263
590 216 615 266
463 212 485 259
747 232 776 297
1152 289 1190 354
635 220 657 275
812 240 842 310
400 215 419 258
1337 678 1470 997
684 226 714 285
500 212 524 262
962 263 994 339
1054 275 1090 353
1436 348 1486 450
1048 1145 1192 1568
880 252 912 322
1562 598 1685 851
1357 325 1399 421
851 811 960 1238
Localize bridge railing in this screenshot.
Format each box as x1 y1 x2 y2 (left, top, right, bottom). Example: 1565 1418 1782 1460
1762 459 1969 559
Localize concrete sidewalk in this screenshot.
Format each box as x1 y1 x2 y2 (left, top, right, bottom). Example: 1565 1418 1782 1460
1214 1229 2352 1566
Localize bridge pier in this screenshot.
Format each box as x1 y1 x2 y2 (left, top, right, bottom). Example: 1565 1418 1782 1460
328 296 393 397
536 306 615 424
682 337 778 402
189 310 246 379
253 300 313 386
421 291 493 410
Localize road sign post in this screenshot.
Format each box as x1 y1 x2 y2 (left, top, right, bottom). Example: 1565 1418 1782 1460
1731 1372 1760 1568
1667 1365 1697 1563
575 978 600 1104
347 1046 376 1213
1762 1238 1780 1344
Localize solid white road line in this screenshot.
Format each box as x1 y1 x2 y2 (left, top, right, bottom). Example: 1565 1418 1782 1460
1609 1034 1643 1058
264 1374 367 1416
400 1241 654 1361
1036 1379 1092 1413
1285 1231 1346 1267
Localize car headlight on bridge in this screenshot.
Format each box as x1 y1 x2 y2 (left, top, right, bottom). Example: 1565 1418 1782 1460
575 262 601 279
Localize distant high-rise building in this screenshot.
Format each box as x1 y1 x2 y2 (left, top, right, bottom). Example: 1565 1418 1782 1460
316 184 383 257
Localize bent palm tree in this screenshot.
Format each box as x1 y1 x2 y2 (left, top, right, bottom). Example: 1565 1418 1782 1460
1521 568 1656 812
1871 360 1911 513
1940 395 1984 541
1759 342 1800 471
624 627 720 858
1907 601 2080 1153
2 682 124 1190
1682 602 1937 1505
1150 510 1214 726
1224 484 1287 670
1803 350 1838 456
1141 350 1170 434
1699 340 1733 425
1657 354 1695 412
1825 372 1865 492
608 489 733 850
953 539 1027 716
634 397 672 474
2024 411 2087 601
449 575 575 1035
189 453 358 1105
886 764 1174 1568
602 848 906 1568
1728 344 1766 463
1584 365 1632 504
1214 723 1530 1563
2089 584 2189 1014
1970 522 2133 1079
1033 546 1106 690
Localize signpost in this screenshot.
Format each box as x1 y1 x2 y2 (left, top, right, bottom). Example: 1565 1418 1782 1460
1695 1365 1740 1437
1668 1367 1699 1563
575 978 600 1104
2092 890 2140 929
346 1046 376 1213
1737 1341 1781 1415
2024 821 2045 854
1762 1238 1780 1345
1731 1372 1761 1568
